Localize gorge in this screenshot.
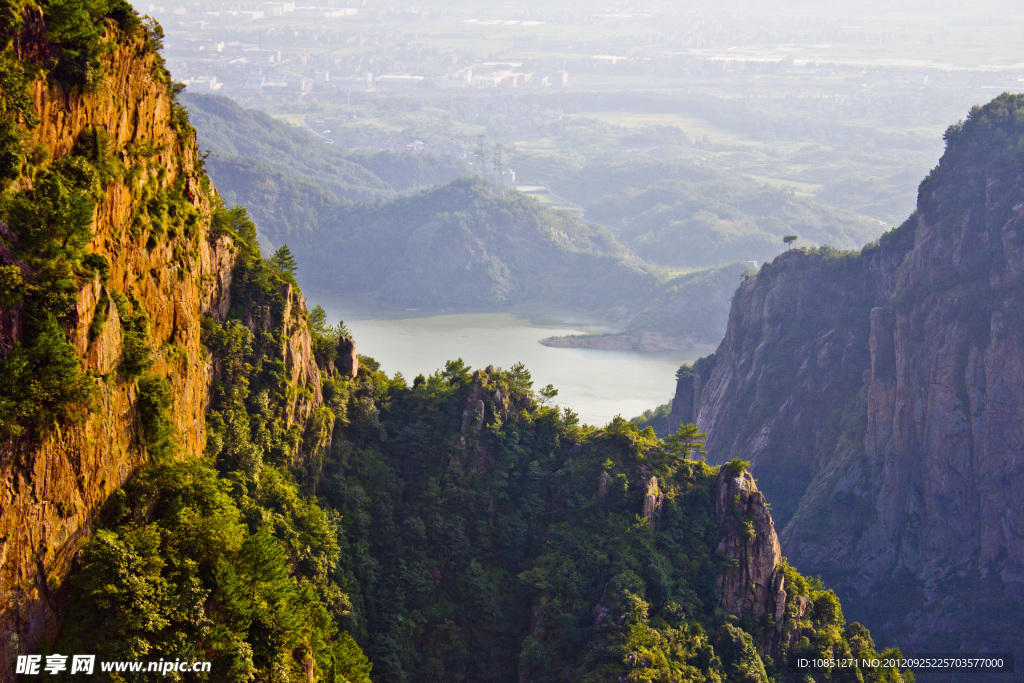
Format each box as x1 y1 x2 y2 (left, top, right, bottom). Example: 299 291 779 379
2 0 1019 680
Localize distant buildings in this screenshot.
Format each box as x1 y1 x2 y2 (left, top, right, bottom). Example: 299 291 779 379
435 68 473 89
162 6 575 99
375 74 424 86
182 75 223 90
433 66 566 90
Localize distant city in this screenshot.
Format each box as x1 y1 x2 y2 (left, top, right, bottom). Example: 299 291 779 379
150 0 1024 107
147 2 579 99
153 0 1024 223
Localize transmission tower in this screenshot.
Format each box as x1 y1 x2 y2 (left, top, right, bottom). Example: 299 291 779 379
493 143 504 185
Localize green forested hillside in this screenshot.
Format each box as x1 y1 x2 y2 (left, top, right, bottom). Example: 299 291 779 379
321 365 909 683
551 161 883 268
183 93 468 200
43 206 908 683
215 168 745 343
0 0 370 678
47 206 375 681
294 176 636 306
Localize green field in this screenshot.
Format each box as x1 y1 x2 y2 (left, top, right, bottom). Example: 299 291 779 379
513 185 583 213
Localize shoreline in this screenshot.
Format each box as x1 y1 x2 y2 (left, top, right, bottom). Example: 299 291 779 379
539 332 714 353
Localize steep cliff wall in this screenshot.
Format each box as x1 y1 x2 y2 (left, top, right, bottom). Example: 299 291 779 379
0 30 232 661
671 94 1024 655
0 19 327 668
668 235 910 528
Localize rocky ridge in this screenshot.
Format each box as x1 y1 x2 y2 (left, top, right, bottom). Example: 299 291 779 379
670 95 1024 655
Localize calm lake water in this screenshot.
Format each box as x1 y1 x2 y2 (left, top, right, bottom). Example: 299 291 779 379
312 297 705 426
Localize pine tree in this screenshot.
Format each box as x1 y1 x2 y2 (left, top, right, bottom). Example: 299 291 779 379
665 422 707 461
270 244 298 276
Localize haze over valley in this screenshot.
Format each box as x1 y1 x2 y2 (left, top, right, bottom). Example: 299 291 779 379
152 0 1024 422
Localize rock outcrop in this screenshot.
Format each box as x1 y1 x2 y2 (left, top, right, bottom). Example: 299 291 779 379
714 470 786 623
457 368 513 472
670 95 1024 654
338 335 358 379
598 471 611 500
641 476 664 530
242 281 326 436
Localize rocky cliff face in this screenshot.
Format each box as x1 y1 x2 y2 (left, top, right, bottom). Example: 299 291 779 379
670 95 1024 655
715 470 785 620
0 26 326 668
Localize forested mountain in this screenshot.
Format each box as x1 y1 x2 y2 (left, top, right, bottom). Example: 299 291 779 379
0 3 910 682
669 94 1024 665
183 93 748 345
183 93 469 200
550 160 883 269
181 92 880 346
0 2 371 677
206 162 746 344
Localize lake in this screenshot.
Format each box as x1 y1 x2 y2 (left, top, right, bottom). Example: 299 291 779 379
311 297 705 426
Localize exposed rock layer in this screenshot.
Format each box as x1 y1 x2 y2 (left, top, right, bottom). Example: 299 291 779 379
0 36 228 663
0 35 326 669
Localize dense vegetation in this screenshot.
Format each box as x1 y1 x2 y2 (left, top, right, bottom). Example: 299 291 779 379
184 93 468 201
1 6 98 442
1 0 139 87
51 205 373 682
318 365 911 683
189 155 747 343
0 0 199 444
631 401 675 437
0 118 201 443
0 94 110 441
551 160 881 269
52 214 911 680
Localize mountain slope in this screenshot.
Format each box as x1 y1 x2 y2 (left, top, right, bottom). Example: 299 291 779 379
183 92 469 200
551 160 884 268
669 94 1024 660
1 0 236 656
221 168 747 344
1 6 912 682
